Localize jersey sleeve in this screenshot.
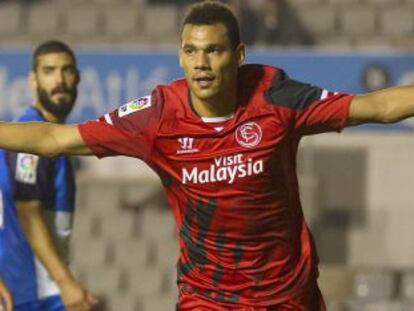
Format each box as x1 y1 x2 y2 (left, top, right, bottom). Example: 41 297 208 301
6 151 51 202
78 87 163 161
265 71 353 136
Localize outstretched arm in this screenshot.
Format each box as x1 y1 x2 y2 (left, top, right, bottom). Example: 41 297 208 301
348 85 414 125
0 122 91 157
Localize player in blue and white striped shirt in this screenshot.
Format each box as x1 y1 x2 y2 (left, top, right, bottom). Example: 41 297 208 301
2 40 95 311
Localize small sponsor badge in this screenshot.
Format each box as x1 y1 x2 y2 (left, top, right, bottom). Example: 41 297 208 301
15 153 39 184
118 95 152 117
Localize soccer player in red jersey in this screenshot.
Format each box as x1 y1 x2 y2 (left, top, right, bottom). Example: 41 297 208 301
1 1 414 310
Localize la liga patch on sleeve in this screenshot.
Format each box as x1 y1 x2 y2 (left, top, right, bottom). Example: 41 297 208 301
118 95 152 117
15 153 39 184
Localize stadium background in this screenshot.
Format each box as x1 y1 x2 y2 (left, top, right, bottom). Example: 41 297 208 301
1 0 414 310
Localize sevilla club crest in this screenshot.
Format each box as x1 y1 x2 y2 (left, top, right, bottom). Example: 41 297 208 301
235 122 262 148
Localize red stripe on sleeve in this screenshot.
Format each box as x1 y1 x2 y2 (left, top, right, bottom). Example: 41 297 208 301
294 94 354 136
78 121 151 159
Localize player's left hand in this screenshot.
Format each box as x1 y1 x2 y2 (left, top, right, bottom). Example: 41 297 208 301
86 290 98 306
58 278 98 311
0 279 13 311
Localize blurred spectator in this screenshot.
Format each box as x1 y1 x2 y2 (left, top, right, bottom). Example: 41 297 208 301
259 0 314 46
229 0 261 46
150 0 314 47
224 0 314 46
262 0 280 44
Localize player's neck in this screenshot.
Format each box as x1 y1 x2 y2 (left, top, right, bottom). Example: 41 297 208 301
191 91 237 118
33 101 64 124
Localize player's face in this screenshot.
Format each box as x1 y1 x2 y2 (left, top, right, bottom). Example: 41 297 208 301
31 52 79 120
179 23 245 103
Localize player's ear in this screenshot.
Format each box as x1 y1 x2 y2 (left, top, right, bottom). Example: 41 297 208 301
29 71 37 90
236 44 246 67
178 48 184 69
75 68 81 85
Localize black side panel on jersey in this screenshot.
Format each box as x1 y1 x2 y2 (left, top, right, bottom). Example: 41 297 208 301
264 70 323 110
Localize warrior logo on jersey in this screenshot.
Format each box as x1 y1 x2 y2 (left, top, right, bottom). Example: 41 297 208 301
235 122 262 148
177 137 199 154
15 153 39 184
118 95 152 117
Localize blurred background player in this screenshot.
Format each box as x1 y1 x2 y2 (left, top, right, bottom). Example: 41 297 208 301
3 40 95 311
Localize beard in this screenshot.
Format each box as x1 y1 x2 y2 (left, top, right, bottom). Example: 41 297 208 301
37 86 77 120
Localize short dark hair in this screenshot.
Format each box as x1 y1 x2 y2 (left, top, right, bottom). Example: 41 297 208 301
32 40 76 71
182 1 241 49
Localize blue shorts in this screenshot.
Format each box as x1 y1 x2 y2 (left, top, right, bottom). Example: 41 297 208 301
15 295 66 311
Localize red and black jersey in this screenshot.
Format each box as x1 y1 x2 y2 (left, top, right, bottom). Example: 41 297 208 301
78 64 353 308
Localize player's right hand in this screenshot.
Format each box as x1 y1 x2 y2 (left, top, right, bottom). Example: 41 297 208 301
58 278 98 311
0 278 13 311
